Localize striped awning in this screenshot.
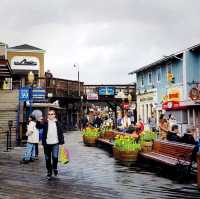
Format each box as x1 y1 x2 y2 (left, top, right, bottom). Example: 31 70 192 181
0 59 12 77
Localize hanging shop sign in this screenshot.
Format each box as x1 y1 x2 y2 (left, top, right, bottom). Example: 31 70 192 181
121 102 129 110
87 93 98 100
189 87 200 101
98 87 115 96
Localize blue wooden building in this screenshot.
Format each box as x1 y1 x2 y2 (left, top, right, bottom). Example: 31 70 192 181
129 43 200 136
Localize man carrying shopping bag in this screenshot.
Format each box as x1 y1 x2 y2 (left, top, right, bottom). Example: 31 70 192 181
38 109 65 180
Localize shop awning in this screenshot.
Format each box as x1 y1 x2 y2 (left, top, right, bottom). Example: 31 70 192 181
26 102 65 109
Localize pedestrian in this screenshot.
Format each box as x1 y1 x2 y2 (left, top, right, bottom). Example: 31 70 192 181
159 115 169 140
80 114 88 130
148 113 157 132
20 115 39 164
38 110 65 179
93 112 103 128
121 111 131 132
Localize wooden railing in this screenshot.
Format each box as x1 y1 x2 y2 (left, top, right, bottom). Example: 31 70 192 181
37 77 84 98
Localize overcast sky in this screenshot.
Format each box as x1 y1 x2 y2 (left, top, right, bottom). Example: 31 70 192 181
1 0 200 84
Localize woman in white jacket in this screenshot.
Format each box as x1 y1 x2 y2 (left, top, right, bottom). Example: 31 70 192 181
20 115 39 164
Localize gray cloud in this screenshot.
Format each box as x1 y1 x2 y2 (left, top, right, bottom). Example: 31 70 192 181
1 0 200 84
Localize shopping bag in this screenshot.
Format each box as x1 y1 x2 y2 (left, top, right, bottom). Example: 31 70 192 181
59 146 69 165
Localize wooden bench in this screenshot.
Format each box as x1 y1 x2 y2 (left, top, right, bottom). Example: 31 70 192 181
140 140 195 178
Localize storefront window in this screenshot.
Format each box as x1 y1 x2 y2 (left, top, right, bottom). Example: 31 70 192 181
148 72 152 85
157 67 161 82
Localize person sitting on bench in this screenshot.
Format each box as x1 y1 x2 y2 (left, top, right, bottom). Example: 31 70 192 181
167 124 181 142
180 130 196 145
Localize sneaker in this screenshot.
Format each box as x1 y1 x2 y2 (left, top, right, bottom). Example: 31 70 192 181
47 171 52 180
20 160 29 164
29 158 35 162
53 169 58 176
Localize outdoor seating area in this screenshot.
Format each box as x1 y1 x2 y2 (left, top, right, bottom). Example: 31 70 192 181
82 128 200 187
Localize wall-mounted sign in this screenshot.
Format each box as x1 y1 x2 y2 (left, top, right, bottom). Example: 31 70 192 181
163 87 182 103
167 88 181 102
98 87 115 96
19 88 29 101
32 87 46 102
11 56 40 70
87 93 98 100
189 87 199 101
162 101 186 110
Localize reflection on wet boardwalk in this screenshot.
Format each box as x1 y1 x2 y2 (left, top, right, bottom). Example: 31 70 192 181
0 131 200 199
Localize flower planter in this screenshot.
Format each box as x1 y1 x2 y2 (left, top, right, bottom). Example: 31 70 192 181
83 135 97 146
119 150 138 163
141 141 153 153
113 147 121 160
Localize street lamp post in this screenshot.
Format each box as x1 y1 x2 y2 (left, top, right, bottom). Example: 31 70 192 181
74 63 80 96
28 71 35 115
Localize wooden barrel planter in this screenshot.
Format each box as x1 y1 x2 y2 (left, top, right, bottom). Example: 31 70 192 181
119 150 138 164
113 147 121 160
83 135 97 146
141 141 153 153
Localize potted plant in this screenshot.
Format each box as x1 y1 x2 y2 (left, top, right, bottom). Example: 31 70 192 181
139 130 156 153
113 135 141 164
82 127 100 146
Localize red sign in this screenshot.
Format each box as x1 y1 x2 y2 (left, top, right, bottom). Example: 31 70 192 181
162 101 186 110
122 103 129 110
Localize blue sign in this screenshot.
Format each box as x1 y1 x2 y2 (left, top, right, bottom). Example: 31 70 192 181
19 87 46 102
98 87 115 96
19 88 29 101
32 87 46 102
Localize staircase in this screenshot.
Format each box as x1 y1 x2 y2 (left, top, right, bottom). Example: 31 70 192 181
0 89 18 150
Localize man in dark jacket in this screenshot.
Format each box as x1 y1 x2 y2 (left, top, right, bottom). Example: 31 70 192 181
38 109 64 179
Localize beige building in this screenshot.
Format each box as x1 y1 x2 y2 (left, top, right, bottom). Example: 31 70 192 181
6 44 45 88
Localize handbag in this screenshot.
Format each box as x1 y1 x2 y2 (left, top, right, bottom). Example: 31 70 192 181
59 146 69 165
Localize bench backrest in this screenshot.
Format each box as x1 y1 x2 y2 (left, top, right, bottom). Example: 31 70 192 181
153 140 194 160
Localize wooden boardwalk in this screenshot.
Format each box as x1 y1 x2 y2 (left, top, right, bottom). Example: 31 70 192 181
0 132 200 199
0 146 119 199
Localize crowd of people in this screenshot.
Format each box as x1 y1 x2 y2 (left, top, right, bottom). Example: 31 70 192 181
21 107 200 180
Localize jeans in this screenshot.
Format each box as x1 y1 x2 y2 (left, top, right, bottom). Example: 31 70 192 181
44 144 59 173
35 143 38 157
23 142 35 161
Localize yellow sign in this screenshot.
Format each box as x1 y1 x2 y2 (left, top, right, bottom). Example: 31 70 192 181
167 72 174 81
167 88 181 102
